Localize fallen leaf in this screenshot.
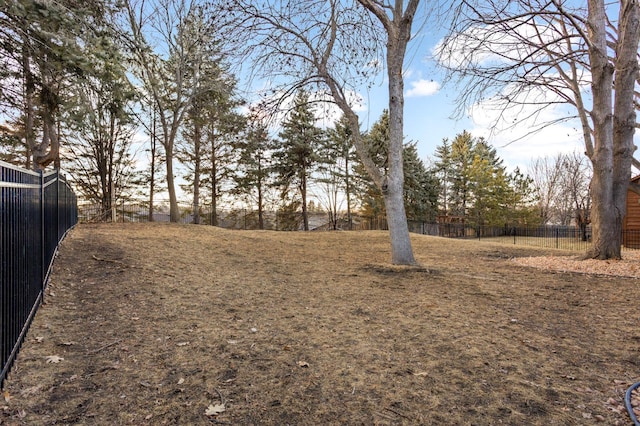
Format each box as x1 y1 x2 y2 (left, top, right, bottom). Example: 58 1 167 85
297 361 309 368
3 391 11 403
412 371 428 377
177 378 185 385
205 403 225 416
176 342 189 347
45 355 64 364
35 336 44 343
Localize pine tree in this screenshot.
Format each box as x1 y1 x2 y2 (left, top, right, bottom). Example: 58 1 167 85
433 138 452 217
448 131 475 219
435 131 539 227
2 0 110 169
233 117 273 230
354 110 438 221
177 49 244 226
272 90 324 231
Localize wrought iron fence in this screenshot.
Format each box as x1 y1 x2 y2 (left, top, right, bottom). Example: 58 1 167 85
405 221 640 252
0 161 78 387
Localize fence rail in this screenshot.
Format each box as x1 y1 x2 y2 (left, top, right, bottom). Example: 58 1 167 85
410 222 640 252
1 161 77 387
77 200 640 252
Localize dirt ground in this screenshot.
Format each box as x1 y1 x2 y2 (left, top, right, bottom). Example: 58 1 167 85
2 223 640 425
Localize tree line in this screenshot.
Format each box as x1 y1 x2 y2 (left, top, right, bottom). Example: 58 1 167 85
0 0 637 262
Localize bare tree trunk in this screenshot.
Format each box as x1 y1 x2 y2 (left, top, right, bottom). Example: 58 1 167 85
301 172 309 231
361 0 418 264
258 169 264 230
166 149 180 223
584 0 640 259
33 106 60 170
211 131 218 227
345 156 352 230
193 121 202 225
148 109 157 222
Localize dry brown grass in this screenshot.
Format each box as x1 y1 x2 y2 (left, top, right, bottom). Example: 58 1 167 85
1 223 639 425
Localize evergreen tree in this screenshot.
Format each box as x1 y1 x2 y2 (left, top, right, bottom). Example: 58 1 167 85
403 143 438 222
176 39 244 226
432 138 452 217
1 0 109 169
122 1 225 222
272 90 324 231
354 110 438 221
448 131 475 219
434 131 539 227
232 116 273 230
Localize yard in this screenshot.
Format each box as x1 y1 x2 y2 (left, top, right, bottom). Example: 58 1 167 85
1 223 639 425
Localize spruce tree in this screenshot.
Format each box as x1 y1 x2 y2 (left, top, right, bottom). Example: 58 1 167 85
233 117 273 230
271 90 323 231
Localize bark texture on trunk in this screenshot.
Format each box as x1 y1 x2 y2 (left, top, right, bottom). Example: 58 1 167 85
584 0 640 259
166 149 180 223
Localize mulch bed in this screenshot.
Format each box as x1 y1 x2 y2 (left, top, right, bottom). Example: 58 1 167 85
1 223 639 425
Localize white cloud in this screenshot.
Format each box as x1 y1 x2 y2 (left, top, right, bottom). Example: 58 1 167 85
405 79 441 97
467 87 586 171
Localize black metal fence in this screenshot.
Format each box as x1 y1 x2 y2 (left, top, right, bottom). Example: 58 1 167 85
1 161 78 387
406 222 640 251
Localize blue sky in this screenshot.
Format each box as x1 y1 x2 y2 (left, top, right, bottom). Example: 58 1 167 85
352 31 586 174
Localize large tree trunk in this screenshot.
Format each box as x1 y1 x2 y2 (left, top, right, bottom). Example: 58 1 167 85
32 108 60 170
584 0 639 259
148 111 157 222
193 121 202 225
166 149 180 223
378 0 417 265
384 75 415 264
162 116 180 222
